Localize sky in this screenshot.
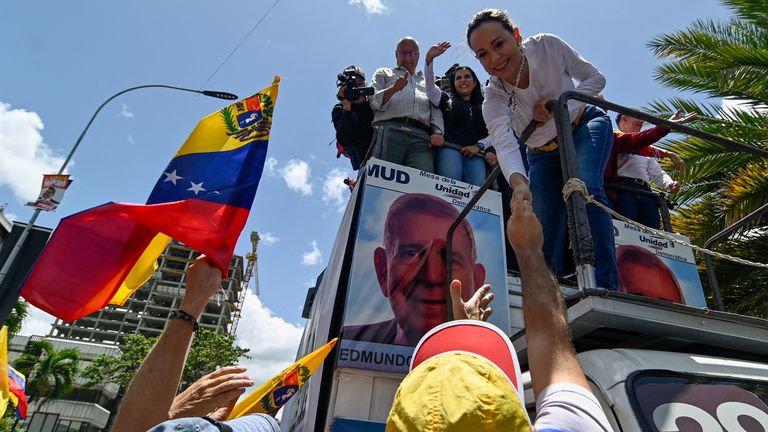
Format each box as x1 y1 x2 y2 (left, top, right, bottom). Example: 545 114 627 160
1 0 730 386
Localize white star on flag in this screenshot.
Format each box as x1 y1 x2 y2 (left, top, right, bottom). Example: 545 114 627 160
164 170 183 185
188 182 206 195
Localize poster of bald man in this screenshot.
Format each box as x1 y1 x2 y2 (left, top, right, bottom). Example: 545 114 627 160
338 158 509 374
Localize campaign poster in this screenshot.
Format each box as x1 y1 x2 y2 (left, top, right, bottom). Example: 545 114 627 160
613 220 706 308
338 158 510 374
25 174 72 212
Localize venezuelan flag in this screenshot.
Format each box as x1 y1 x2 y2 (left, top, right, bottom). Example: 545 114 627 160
228 338 338 419
21 77 280 321
8 366 27 419
0 326 9 419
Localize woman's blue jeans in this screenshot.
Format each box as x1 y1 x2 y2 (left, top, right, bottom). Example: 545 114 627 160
437 146 487 186
526 105 617 290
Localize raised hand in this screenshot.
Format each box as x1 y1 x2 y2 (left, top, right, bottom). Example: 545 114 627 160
668 108 697 125
180 255 222 318
426 41 451 65
392 72 409 92
169 366 254 421
450 280 494 321
507 190 543 256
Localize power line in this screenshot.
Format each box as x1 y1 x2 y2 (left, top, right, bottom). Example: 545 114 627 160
198 0 282 90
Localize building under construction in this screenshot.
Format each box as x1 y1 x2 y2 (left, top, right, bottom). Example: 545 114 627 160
49 232 262 344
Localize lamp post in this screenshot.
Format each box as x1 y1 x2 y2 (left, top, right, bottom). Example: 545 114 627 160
0 85 238 295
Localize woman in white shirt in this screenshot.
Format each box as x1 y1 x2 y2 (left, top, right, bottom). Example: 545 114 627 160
467 8 617 290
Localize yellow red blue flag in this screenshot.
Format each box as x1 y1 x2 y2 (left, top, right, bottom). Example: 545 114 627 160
0 326 9 419
228 338 338 418
22 78 280 320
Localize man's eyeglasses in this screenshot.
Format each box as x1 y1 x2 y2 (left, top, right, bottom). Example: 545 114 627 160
397 50 419 58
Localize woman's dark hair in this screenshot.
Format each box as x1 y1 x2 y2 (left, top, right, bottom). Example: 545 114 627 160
466 8 517 48
449 66 483 104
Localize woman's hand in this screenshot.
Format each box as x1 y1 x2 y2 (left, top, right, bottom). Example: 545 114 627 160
426 41 451 65
461 145 481 157
533 97 554 125
430 134 445 147
509 173 532 202
485 152 498 167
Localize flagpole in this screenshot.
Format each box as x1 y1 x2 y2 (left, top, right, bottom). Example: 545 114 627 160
0 85 239 311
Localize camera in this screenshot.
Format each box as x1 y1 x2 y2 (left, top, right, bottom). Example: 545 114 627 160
337 66 375 101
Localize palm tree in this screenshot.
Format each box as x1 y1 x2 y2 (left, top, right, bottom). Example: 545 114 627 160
646 0 768 316
3 301 29 339
12 340 80 407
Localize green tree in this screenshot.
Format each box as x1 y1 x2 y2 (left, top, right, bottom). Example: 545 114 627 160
647 0 768 316
12 340 80 407
3 301 30 339
83 328 249 390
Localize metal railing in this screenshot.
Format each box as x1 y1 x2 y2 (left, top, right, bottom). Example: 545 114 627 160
704 202 768 311
444 91 768 315
604 182 673 232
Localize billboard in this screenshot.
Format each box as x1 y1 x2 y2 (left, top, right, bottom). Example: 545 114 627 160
338 158 510 374
613 220 706 307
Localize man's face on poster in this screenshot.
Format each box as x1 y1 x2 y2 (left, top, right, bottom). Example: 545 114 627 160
41 187 56 200
374 211 485 345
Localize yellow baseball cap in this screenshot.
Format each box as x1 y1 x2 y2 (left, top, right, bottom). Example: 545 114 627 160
386 320 532 431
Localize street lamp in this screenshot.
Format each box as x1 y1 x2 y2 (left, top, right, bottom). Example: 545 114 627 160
0 85 239 295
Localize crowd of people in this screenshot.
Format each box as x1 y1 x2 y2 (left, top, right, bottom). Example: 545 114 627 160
112 192 613 431
112 7 700 431
332 9 694 288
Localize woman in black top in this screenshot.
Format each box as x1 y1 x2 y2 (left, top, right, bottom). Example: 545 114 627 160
425 41 489 186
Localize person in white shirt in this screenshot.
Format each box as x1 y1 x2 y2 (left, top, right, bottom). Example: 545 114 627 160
369 37 445 173
615 114 680 229
466 8 617 290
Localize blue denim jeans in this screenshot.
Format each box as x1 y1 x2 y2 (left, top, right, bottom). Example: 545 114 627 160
526 105 617 290
614 179 661 229
436 146 487 186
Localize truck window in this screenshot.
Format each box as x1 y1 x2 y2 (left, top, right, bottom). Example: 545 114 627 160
627 370 768 431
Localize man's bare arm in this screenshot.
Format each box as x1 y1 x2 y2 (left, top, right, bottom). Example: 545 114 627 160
507 195 590 399
112 256 222 432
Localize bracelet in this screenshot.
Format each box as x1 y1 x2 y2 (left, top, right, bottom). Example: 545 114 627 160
170 309 200 331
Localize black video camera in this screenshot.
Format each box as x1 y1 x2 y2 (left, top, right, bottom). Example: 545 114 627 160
337 67 375 101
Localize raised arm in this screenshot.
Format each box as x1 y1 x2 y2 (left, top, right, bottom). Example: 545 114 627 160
482 89 530 200
370 68 408 110
506 193 589 398
113 256 222 432
424 42 451 106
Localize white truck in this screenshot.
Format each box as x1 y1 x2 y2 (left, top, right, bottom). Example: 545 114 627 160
282 99 768 432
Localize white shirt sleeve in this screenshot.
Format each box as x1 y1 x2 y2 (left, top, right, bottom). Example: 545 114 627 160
647 158 674 188
370 68 391 111
534 382 615 432
423 61 443 107
548 34 606 97
482 87 527 182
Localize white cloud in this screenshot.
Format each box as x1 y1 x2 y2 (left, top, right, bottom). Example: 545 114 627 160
127 134 135 144
234 289 303 390
265 157 278 176
0 101 66 202
260 232 280 246
349 0 387 15
120 103 135 118
302 240 322 266
322 168 351 211
281 159 313 196
18 304 56 337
